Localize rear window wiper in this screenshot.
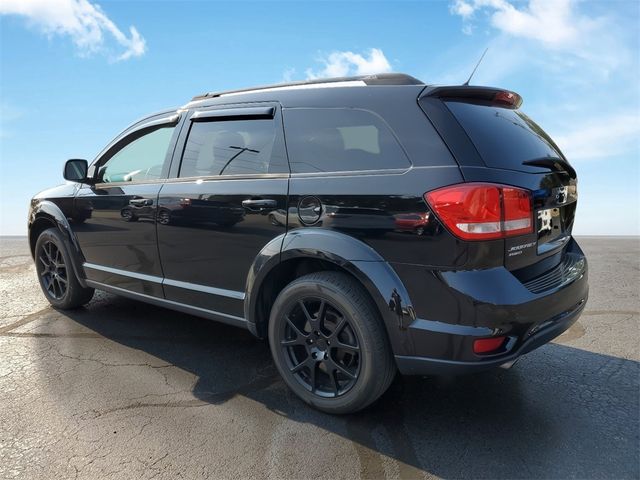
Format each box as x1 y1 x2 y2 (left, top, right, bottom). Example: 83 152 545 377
522 157 576 178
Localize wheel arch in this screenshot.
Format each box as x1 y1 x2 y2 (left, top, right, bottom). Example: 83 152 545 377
245 229 416 356
29 200 88 287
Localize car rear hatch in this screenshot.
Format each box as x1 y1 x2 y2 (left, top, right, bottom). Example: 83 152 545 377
419 86 579 277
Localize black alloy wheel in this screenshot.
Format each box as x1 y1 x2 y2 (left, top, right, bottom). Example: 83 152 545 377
38 240 68 300
281 297 361 397
34 228 95 309
268 271 396 414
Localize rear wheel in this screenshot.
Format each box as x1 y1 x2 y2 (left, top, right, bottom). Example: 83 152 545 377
35 228 94 309
268 271 396 414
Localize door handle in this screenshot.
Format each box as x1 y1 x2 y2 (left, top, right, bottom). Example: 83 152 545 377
130 198 153 207
242 199 277 211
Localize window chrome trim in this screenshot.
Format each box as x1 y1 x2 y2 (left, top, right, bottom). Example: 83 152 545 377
91 178 167 188
164 173 289 183
288 164 460 177
289 167 412 178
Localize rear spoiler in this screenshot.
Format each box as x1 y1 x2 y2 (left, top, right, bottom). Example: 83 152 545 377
420 86 523 109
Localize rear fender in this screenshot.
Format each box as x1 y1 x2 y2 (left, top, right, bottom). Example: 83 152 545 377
245 228 416 355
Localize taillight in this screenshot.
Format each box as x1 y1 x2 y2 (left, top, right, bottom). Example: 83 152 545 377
501 187 533 236
424 183 533 241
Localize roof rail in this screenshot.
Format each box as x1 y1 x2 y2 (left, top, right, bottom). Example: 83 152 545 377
191 73 424 101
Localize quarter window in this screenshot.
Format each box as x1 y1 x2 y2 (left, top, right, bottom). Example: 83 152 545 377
98 125 175 183
283 108 410 173
179 118 287 177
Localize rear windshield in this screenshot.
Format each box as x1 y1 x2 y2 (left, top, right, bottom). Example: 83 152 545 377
445 101 563 169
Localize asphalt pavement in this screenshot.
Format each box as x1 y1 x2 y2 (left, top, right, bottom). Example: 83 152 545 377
0 236 638 479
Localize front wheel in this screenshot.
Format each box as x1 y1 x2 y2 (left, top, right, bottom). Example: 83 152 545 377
35 228 94 309
268 271 396 414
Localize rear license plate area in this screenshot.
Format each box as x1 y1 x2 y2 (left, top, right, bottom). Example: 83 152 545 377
537 203 576 248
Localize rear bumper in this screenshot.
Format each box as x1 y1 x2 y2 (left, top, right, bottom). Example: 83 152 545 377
393 238 588 375
396 297 586 375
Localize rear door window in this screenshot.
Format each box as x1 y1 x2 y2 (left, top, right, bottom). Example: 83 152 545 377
179 117 288 177
444 101 563 170
283 108 410 173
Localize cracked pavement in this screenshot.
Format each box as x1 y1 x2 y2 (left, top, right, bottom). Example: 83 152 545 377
0 236 638 479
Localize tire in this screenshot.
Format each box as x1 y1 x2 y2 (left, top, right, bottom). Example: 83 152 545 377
34 228 94 309
268 271 396 414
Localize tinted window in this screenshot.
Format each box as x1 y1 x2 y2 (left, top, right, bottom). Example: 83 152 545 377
179 118 287 177
445 101 563 170
98 126 175 183
283 108 410 173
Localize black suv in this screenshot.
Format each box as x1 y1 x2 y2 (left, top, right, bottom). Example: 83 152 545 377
29 73 588 414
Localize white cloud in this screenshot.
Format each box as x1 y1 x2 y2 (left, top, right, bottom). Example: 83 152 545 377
305 48 392 79
553 113 640 161
450 0 476 20
282 67 296 83
0 0 146 61
449 0 616 60
488 0 596 48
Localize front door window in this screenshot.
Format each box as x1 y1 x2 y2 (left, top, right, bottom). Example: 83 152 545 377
98 126 176 183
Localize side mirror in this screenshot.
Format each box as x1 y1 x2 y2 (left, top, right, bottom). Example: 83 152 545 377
63 159 89 183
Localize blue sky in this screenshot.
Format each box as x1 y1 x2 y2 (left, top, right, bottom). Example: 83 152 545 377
1 0 638 235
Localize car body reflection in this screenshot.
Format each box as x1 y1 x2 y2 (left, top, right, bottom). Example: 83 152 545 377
279 205 440 238
322 205 395 236
394 212 434 236
267 208 289 227
120 196 246 227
